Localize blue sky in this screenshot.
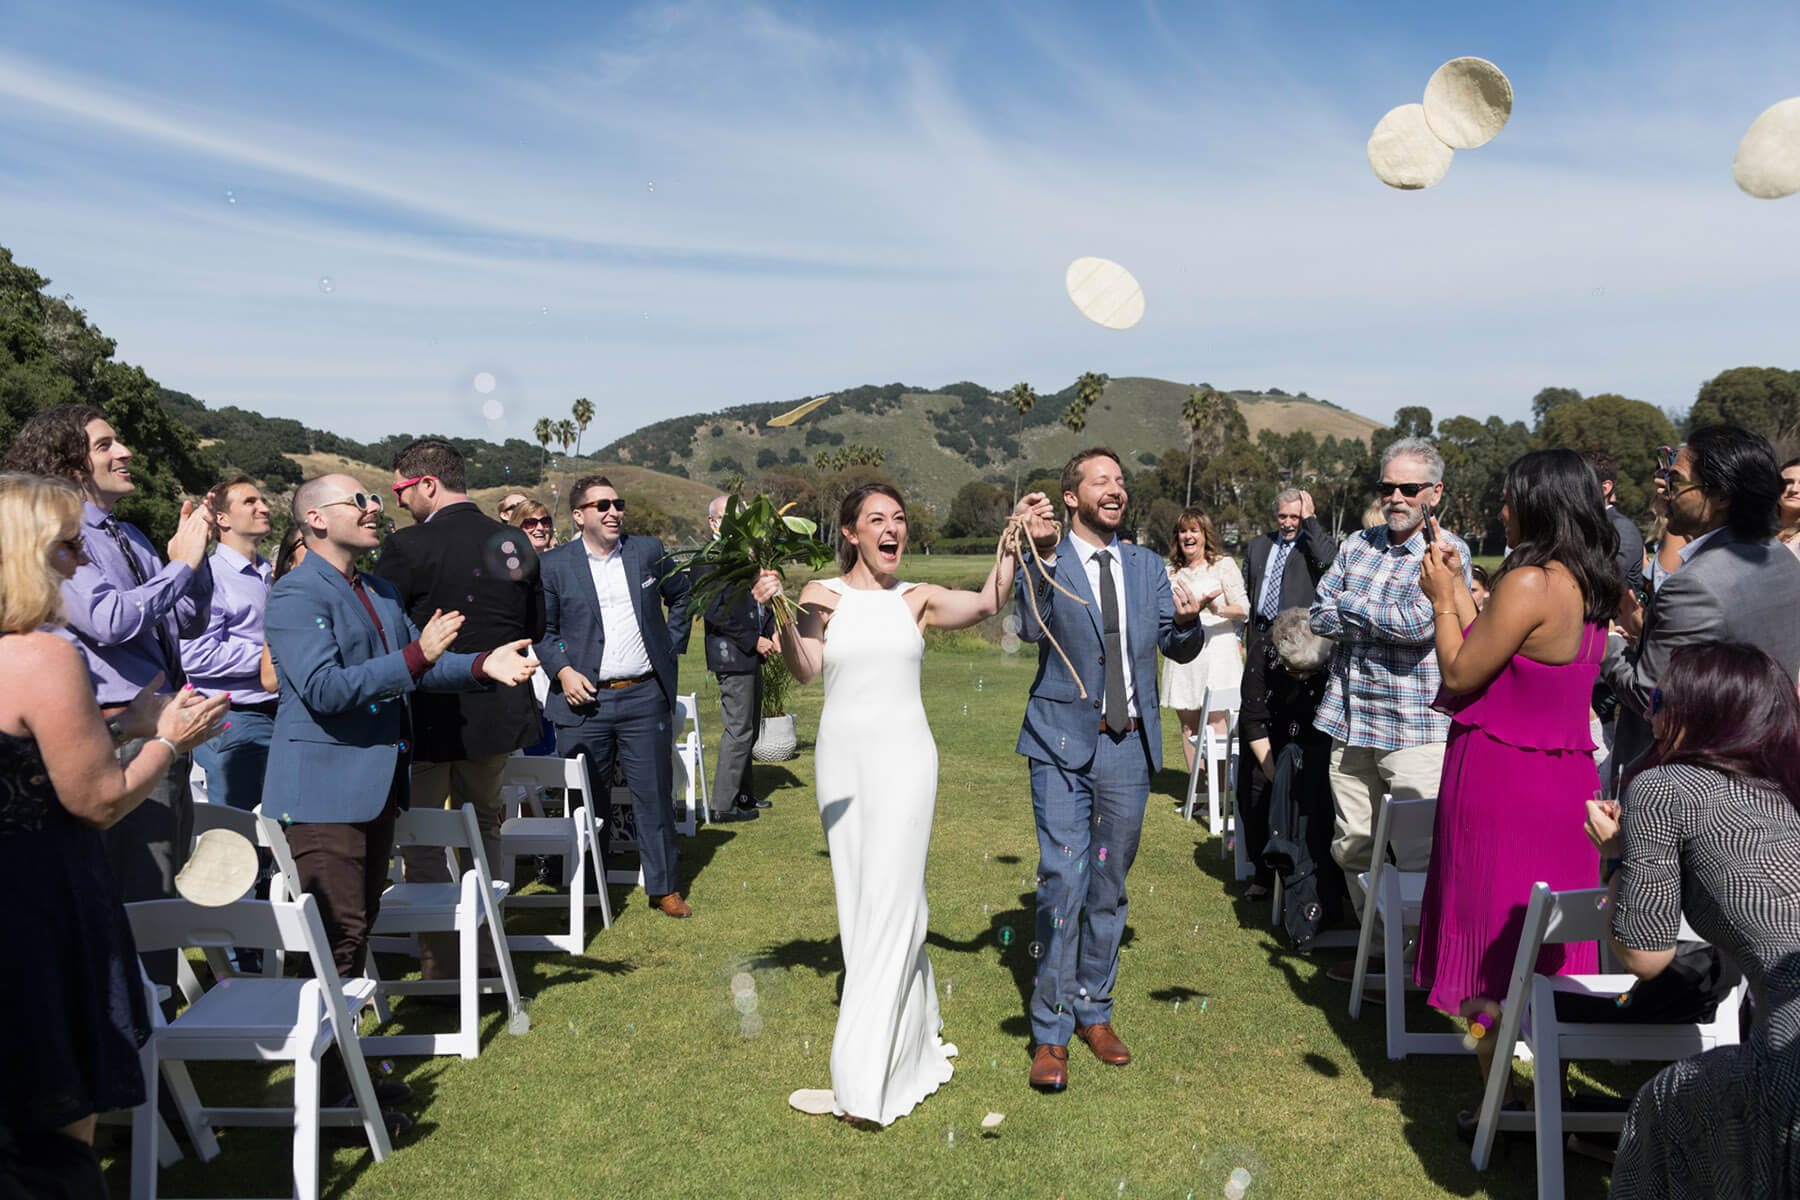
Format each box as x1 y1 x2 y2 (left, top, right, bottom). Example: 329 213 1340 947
1 0 1796 445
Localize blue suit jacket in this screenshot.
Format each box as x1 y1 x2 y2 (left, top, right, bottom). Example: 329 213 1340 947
1014 535 1204 772
535 534 692 724
263 553 485 824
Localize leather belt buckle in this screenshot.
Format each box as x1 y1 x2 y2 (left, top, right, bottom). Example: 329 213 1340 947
1099 718 1141 735
601 672 654 690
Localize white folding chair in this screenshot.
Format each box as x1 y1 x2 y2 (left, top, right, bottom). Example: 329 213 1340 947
95 969 218 1171
186 802 282 978
1470 883 1749 1199
674 692 708 831
1182 685 1241 831
1347 794 1470 1058
188 760 210 806
497 753 613 954
362 805 528 1059
125 895 392 1200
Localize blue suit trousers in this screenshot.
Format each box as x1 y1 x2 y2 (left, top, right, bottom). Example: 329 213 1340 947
555 681 679 897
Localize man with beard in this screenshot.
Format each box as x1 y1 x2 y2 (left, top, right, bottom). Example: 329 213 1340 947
1014 447 1205 1091
1309 438 1471 953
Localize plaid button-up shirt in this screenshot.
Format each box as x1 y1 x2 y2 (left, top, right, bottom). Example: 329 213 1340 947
1309 523 1472 750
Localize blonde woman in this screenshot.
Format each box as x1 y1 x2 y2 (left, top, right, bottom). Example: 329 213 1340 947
1160 507 1246 770
511 498 557 554
0 473 226 1160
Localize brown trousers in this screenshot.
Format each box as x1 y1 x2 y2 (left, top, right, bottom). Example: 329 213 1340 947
283 796 400 980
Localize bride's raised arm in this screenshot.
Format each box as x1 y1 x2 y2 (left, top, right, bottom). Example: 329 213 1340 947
922 492 1055 632
753 571 831 685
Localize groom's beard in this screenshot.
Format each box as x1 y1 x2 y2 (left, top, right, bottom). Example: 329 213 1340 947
1079 495 1125 535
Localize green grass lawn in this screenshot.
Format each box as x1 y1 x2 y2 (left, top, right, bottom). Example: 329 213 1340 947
109 631 1628 1199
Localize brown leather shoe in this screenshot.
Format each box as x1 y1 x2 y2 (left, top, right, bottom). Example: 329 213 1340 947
650 893 692 918
1029 1043 1068 1091
1076 1022 1131 1065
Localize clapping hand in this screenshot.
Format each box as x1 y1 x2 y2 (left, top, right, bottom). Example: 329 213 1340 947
1171 577 1204 624
156 686 231 754
481 639 539 687
1584 798 1622 857
166 498 216 570
117 672 172 739
418 609 465 663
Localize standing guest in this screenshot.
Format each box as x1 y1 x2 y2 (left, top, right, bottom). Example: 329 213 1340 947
1159 506 1242 770
257 528 308 694
702 494 775 822
1581 450 1646 599
1237 487 1336 899
1310 437 1472 947
1012 447 1204 1090
537 475 694 917
1 405 216 989
377 439 545 980
1411 450 1616 1130
1602 425 1800 777
1583 643 1800 1197
497 492 528 524
1779 456 1800 560
512 499 557 554
0 473 225 1171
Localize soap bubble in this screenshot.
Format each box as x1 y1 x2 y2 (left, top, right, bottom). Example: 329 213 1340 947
800 1035 814 1056
729 972 755 996
942 1125 955 1147
482 398 505 422
739 1012 763 1037
317 276 335 294
943 978 954 998
473 372 497 394
998 926 1014 946
733 991 758 1014
1097 846 1109 863
225 189 237 204
1028 941 1041 958
379 1060 393 1074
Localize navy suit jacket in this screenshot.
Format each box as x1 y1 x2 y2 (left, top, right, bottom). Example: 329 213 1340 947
1014 534 1204 772
263 553 486 824
536 534 693 724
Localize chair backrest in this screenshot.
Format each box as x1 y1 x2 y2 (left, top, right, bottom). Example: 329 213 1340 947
127 895 328 960
1204 684 1242 713
676 693 699 725
392 805 480 852
497 753 593 798
188 762 210 806
252 809 306 901
1372 793 1437 865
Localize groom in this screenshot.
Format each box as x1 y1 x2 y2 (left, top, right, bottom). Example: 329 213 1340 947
1014 447 1205 1090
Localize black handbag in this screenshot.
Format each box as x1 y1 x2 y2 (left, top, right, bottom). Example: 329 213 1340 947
1552 941 1743 1025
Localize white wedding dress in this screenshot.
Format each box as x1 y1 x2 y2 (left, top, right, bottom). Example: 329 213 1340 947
813 577 955 1125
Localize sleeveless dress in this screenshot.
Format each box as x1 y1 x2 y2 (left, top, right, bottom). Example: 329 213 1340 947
1159 559 1247 710
0 723 149 1130
813 578 955 1125
1411 622 1605 1012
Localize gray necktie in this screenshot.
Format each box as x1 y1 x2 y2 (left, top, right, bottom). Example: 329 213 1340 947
1259 537 1294 619
1095 550 1127 733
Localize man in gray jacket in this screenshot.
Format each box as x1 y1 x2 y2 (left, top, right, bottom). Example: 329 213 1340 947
1604 425 1800 774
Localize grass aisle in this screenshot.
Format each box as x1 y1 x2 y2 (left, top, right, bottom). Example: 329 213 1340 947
121 632 1614 1199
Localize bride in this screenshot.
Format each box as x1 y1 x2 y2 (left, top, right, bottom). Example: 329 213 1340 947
751 483 1049 1127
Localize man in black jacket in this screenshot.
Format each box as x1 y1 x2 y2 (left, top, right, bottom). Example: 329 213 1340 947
703 495 775 821
378 438 545 978
1236 487 1336 895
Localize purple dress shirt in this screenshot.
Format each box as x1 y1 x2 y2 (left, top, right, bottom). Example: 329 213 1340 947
60 500 214 706
180 542 275 703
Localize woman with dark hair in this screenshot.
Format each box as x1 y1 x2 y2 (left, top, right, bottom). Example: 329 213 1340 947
258 527 310 692
1158 507 1244 771
1412 448 1620 1132
747 482 1050 1127
1585 643 1800 1197
1778 456 1800 560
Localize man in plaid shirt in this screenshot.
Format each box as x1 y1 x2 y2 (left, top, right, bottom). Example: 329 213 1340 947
1310 437 1471 924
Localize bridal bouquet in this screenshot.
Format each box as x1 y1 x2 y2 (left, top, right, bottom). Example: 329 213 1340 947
662 493 832 627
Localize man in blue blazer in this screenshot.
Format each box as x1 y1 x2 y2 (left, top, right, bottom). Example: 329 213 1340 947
536 474 694 917
1014 448 1204 1091
264 474 538 984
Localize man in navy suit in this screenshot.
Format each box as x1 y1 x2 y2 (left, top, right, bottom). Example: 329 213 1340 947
537 475 694 917
1014 448 1205 1091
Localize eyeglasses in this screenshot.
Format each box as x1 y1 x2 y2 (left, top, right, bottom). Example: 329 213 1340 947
315 492 384 513
520 517 551 529
391 475 432 496
1377 481 1433 498
1662 476 1705 496
574 498 626 514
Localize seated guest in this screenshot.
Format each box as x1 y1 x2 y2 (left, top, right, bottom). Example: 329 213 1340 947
1585 643 1800 1197
1242 608 1342 947
0 473 226 1169
1412 449 1617 1133
511 499 557 554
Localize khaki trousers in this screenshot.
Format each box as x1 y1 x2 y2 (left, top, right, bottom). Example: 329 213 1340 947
1327 739 1446 918
403 754 510 979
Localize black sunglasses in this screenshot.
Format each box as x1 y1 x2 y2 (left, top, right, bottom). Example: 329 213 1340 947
575 498 626 514
1376 480 1432 498
519 517 551 529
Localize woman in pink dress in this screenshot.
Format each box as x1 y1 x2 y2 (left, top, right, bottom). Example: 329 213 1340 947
1413 449 1619 1134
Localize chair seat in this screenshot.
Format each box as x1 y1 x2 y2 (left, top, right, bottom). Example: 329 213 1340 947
167 980 325 1044
500 817 581 855
1367 869 1426 914
377 880 510 919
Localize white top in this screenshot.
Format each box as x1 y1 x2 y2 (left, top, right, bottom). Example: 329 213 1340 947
585 542 653 680
1070 537 1137 719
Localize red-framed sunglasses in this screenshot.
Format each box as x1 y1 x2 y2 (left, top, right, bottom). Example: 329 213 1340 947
392 474 435 496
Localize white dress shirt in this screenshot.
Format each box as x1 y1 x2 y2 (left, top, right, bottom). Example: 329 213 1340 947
586 542 654 680
1070 535 1138 719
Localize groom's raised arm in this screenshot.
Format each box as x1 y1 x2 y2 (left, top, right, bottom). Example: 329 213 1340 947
1154 560 1204 664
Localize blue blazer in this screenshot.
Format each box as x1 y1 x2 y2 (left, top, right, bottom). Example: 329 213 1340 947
535 534 692 724
1014 535 1203 772
263 553 486 823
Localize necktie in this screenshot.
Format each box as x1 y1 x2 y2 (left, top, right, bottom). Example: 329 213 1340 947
1259 537 1294 619
103 517 186 691
1095 549 1128 733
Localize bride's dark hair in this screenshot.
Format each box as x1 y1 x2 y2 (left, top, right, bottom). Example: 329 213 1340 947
837 483 906 572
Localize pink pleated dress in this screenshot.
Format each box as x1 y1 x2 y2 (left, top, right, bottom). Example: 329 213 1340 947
1412 622 1605 1014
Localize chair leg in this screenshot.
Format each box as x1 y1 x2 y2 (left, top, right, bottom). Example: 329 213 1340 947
459 915 480 1060
1533 1018 1565 1198
477 880 528 1032
1348 870 1381 1020
294 1048 321 1200
566 824 587 954
131 1040 161 1200
1382 879 1407 1060
160 1059 220 1160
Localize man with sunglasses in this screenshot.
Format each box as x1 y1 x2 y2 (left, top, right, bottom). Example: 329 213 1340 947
376 439 546 982
1602 425 1800 775
538 474 694 917
1310 437 1471 945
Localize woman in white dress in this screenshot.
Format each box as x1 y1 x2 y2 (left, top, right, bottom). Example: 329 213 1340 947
751 484 1048 1127
1159 507 1247 771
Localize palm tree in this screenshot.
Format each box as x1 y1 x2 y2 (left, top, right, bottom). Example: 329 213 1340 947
533 417 554 478
814 449 833 471
1062 399 1088 438
1004 381 1037 502
554 419 577 459
571 397 594 459
1075 371 1106 412
1182 387 1219 507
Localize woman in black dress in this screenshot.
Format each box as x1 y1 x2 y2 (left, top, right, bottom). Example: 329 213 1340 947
0 474 225 1175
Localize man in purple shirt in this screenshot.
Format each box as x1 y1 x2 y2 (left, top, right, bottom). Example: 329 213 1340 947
2 405 216 975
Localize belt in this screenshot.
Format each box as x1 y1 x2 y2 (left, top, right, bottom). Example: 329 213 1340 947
599 672 655 690
230 699 279 717
1100 718 1142 735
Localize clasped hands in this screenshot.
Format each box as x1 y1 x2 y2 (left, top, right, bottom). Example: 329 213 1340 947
1417 517 1467 609
1584 797 1622 858
417 609 538 686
